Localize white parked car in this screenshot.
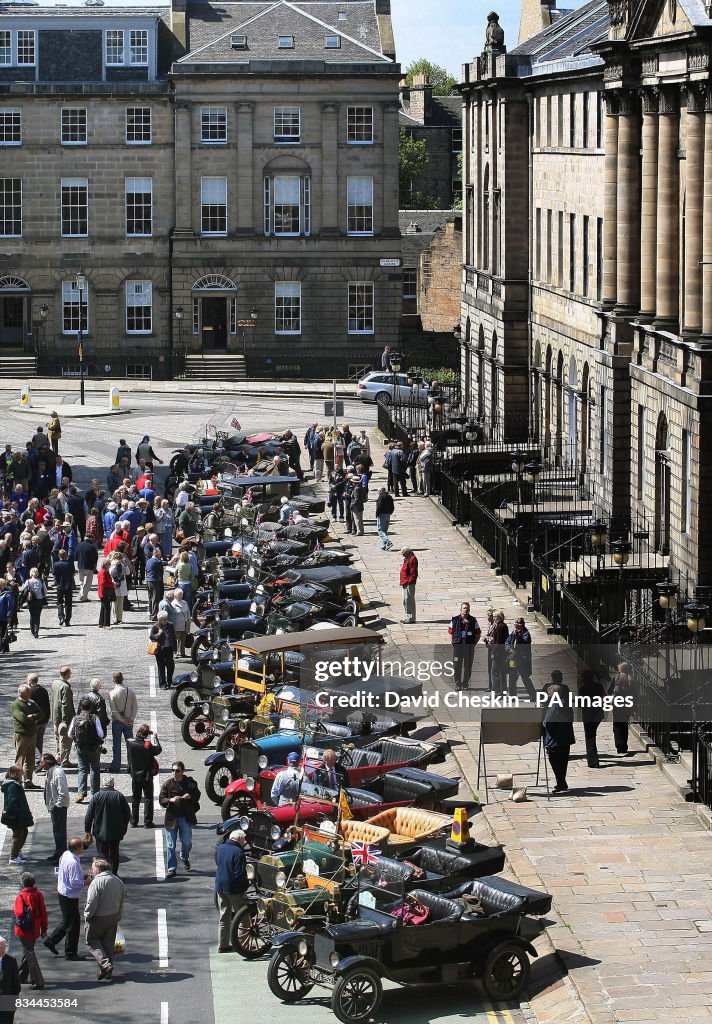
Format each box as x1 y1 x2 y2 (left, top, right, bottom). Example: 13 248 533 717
356 371 430 405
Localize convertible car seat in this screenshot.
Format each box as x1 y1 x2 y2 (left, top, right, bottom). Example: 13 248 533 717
348 749 385 769
365 738 437 767
445 879 525 917
367 858 417 886
340 820 390 847
364 807 452 845
321 723 353 739
406 847 475 876
391 889 464 959
408 889 464 924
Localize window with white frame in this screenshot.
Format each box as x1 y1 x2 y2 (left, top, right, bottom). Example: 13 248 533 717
347 282 374 334
402 269 417 314
17 30 35 65
201 177 227 235
125 177 152 236
105 29 124 64
347 176 373 235
126 107 151 144
324 34 340 47
126 280 152 333
275 282 301 334
264 175 310 236
347 106 373 144
0 29 35 66
62 280 88 335
61 178 88 237
273 106 300 144
278 35 294 48
130 29 148 64
201 107 227 143
0 110 21 145
106 28 149 66
0 178 21 237
61 108 87 145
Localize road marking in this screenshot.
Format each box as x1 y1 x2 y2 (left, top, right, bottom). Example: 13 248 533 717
154 829 165 881
157 908 169 968
160 1002 168 1024
150 710 158 734
149 663 157 699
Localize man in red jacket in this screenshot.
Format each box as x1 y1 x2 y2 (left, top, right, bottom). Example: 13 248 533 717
399 547 418 624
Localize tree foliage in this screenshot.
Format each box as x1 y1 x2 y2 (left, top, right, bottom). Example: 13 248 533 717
404 59 458 96
398 129 440 209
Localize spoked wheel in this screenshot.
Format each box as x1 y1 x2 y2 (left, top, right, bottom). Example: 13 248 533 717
221 790 257 820
191 635 212 665
181 707 216 749
231 904 273 959
215 722 247 751
170 683 201 721
205 762 239 804
482 943 531 1002
192 597 213 628
267 947 314 1003
331 967 383 1024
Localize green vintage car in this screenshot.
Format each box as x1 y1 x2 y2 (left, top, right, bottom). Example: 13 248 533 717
232 828 355 959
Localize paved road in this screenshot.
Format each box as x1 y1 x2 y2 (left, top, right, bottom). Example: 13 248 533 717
0 392 528 1024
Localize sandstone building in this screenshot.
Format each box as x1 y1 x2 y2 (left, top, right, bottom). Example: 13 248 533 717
399 74 462 209
0 0 401 379
459 0 712 589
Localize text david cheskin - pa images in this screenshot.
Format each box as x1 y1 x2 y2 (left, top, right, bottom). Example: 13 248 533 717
312 690 634 712
313 656 456 684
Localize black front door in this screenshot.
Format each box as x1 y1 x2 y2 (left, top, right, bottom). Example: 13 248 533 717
0 296 24 348
201 297 227 350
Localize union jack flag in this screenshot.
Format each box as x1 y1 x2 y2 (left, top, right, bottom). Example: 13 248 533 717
350 842 382 867
231 417 241 430
306 695 330 716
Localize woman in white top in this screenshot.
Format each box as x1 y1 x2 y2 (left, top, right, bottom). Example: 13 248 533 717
170 587 191 658
21 567 47 639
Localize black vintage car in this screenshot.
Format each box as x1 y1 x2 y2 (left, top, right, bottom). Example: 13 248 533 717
267 868 552 1023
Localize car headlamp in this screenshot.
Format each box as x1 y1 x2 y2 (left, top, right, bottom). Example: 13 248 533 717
246 863 256 882
190 672 199 683
245 777 255 791
258 755 268 769
202 702 211 715
329 951 340 967
224 747 235 763
298 939 308 957
275 870 287 890
222 709 230 722
270 824 282 841
238 815 251 830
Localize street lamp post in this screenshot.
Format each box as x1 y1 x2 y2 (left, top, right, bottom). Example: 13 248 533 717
524 460 542 589
174 306 184 377
611 538 632 645
239 306 259 358
390 351 402 427
657 580 679 684
590 518 609 628
511 451 526 508
76 269 86 406
34 303 49 359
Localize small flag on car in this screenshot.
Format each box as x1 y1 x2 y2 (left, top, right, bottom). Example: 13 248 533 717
338 787 353 822
350 841 381 867
231 417 241 430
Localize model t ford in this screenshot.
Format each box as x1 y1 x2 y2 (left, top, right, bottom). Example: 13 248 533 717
267 863 551 1023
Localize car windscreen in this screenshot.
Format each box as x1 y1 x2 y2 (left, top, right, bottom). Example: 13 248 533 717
357 864 404 916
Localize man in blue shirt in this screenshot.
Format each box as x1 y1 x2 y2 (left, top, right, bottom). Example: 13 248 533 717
270 753 303 806
214 830 248 952
145 548 165 622
43 836 87 959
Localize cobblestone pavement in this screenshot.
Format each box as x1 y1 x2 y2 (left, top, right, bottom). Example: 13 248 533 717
310 428 712 1024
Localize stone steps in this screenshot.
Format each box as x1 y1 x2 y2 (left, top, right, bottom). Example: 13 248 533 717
182 354 248 381
0 354 37 378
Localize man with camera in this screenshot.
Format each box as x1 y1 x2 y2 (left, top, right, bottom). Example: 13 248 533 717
126 725 162 829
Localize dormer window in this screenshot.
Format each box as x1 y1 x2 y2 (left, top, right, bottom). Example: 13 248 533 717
338 10 347 19
231 33 247 48
278 35 294 48
325 34 341 48
105 28 149 67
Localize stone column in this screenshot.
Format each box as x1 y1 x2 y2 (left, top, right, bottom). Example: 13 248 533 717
616 91 641 312
685 85 704 334
321 102 338 234
639 89 659 318
603 93 619 306
236 102 254 234
174 104 193 235
703 86 712 336
655 88 680 325
382 102 400 233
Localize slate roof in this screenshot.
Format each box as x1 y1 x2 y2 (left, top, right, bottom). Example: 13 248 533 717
399 209 451 267
510 0 608 61
182 0 391 64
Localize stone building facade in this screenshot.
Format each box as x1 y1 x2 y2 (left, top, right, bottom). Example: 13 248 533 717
399 75 462 209
0 0 401 378
460 0 712 587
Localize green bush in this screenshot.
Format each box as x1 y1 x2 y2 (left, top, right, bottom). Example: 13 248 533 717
409 366 458 385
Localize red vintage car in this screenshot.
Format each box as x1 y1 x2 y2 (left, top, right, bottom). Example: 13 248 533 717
220 751 460 820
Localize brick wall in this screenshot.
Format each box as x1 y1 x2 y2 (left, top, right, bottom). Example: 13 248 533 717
418 217 462 332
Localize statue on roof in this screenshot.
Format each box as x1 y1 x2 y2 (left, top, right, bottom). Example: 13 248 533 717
485 11 505 50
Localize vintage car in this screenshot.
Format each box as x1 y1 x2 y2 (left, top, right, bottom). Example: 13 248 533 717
218 758 456 818
267 868 552 1022
231 825 506 960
